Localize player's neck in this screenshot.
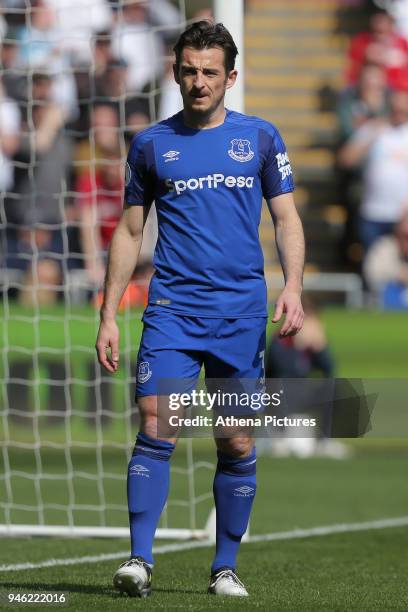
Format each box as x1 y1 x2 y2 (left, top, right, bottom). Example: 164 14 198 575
182 106 227 130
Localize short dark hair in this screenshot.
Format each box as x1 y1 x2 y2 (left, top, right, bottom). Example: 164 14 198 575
173 21 238 73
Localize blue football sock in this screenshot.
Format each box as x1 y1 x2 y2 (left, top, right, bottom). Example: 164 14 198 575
127 432 175 565
211 448 257 573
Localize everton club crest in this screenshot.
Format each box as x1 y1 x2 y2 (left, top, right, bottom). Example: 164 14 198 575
228 139 254 163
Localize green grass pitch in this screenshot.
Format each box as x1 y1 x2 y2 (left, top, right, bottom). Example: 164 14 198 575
0 307 407 609
0 452 408 610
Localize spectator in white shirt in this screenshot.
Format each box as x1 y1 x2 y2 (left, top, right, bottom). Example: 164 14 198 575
111 0 181 94
17 0 78 120
47 0 112 64
338 90 408 250
0 79 20 193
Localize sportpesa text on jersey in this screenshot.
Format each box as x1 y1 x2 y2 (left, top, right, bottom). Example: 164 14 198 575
125 110 294 318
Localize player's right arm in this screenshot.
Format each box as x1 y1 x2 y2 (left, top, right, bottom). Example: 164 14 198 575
96 203 150 373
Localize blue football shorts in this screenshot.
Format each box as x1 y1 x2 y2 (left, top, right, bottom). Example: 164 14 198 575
135 307 267 399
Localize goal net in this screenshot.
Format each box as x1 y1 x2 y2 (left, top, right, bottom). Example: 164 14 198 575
0 0 217 540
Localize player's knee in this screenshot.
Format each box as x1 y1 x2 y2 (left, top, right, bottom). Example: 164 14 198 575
137 395 180 441
140 414 158 438
137 395 157 436
216 437 254 459
131 431 175 461
216 446 257 475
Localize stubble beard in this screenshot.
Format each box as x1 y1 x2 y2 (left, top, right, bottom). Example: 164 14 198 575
183 90 226 123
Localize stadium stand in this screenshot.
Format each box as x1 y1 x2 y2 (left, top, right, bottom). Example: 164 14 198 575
245 0 406 280
245 0 349 275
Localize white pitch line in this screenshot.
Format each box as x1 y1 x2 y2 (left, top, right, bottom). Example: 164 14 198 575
247 516 408 543
1 516 407 573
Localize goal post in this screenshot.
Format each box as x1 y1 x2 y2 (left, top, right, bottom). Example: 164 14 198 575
214 0 245 113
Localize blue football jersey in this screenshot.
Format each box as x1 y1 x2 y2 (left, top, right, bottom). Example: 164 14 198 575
125 109 294 317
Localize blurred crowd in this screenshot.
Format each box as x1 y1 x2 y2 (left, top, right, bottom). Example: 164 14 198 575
0 0 189 305
1 1 408 310
336 5 408 309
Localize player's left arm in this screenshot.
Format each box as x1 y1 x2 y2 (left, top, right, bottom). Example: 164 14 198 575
267 192 305 336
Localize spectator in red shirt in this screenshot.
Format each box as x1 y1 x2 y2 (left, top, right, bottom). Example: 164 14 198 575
76 151 123 285
345 9 408 91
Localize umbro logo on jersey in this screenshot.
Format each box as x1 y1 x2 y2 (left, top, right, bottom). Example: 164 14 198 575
234 485 255 497
129 464 150 477
228 139 254 163
163 150 180 162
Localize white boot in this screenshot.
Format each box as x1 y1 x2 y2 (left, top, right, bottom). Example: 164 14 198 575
208 568 248 597
113 557 152 598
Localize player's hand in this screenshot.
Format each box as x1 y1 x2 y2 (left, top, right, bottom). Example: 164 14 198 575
272 288 304 336
95 318 120 373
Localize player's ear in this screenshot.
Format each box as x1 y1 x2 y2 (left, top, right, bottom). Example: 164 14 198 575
173 63 180 84
226 69 238 90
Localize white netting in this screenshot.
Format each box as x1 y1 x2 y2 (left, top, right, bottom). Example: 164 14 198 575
0 0 215 538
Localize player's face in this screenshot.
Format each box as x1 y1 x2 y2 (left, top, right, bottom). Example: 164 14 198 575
174 46 237 117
